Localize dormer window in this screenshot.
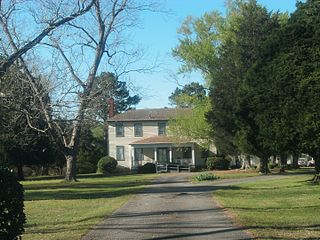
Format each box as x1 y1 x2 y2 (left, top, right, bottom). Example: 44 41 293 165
158 122 166 136
134 123 143 137
116 123 124 137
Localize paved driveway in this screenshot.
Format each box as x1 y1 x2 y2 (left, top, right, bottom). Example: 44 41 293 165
82 173 287 240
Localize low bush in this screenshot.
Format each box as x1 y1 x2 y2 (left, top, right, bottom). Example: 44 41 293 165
206 156 230 170
137 163 156 174
195 172 220 181
77 161 96 174
0 167 26 240
268 162 279 169
97 156 117 174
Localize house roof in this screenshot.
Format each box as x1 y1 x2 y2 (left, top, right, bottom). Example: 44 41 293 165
130 136 191 145
108 108 192 122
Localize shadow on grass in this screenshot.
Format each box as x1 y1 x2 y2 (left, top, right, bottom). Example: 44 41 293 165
24 172 136 182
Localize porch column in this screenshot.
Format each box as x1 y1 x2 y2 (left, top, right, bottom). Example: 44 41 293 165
169 147 172 163
131 146 135 168
154 147 157 162
191 144 195 165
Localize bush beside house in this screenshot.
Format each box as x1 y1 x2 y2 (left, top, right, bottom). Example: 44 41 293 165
206 156 230 170
97 156 118 174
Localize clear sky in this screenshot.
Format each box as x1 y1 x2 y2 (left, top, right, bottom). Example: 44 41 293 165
128 0 299 109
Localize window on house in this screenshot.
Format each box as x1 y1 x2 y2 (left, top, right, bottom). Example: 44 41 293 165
182 147 192 159
158 122 166 136
116 123 124 137
116 146 125 161
134 148 144 161
134 123 143 137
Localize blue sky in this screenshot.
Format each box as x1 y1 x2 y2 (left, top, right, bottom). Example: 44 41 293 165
128 0 299 109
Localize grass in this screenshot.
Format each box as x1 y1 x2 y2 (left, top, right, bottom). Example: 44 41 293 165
214 175 320 239
22 173 156 240
193 169 260 182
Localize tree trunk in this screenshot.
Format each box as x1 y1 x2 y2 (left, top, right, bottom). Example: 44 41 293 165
41 165 49 176
240 154 251 170
279 154 287 173
16 164 24 181
292 153 299 169
315 157 320 175
259 157 270 174
65 154 77 181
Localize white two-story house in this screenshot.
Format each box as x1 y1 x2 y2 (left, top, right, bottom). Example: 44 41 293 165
108 108 216 169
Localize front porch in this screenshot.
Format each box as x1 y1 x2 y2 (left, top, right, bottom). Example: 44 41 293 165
130 137 196 169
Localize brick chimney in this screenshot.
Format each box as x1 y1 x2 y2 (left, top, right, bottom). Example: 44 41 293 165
108 97 115 118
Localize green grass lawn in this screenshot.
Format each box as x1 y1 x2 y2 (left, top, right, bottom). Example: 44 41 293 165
214 175 320 239
193 169 260 182
22 173 156 240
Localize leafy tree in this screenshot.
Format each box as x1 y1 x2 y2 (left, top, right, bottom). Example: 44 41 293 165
0 67 54 179
173 0 282 173
169 82 206 107
168 97 213 149
77 125 104 174
89 72 141 122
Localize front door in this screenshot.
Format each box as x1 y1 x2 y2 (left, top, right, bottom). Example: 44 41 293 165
157 148 169 163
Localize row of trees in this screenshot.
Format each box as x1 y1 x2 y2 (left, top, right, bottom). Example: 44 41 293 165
173 0 320 175
0 0 151 181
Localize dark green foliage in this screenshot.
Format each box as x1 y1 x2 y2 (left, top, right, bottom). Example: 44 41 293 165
89 72 141 122
97 156 118 174
206 156 230 170
195 172 219 181
169 82 206 107
268 163 279 170
0 167 26 239
137 163 156 174
77 126 104 174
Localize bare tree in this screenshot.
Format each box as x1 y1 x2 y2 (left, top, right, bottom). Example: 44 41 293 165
0 0 158 181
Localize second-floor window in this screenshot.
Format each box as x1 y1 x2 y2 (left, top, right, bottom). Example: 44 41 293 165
158 122 166 136
134 123 143 137
116 123 124 137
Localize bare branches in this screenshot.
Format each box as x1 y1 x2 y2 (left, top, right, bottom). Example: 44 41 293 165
44 40 86 89
0 0 97 75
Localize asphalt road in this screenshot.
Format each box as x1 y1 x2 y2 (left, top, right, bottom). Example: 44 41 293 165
82 173 288 240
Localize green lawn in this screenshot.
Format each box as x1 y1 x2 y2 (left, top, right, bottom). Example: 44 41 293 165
22 174 156 240
214 175 320 239
193 169 260 182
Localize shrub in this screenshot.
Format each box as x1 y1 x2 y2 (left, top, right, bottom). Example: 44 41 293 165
137 163 156 174
97 156 118 174
195 172 219 181
206 156 230 170
268 162 279 169
77 161 96 174
0 167 26 240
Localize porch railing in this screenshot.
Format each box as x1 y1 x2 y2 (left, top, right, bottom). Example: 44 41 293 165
156 163 194 173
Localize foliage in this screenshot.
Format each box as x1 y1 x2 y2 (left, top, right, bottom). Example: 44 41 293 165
97 156 118 174
89 72 141 122
206 156 230 170
77 125 104 174
137 163 156 174
195 172 219 181
169 82 206 108
0 167 26 239
168 97 213 149
0 67 55 179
